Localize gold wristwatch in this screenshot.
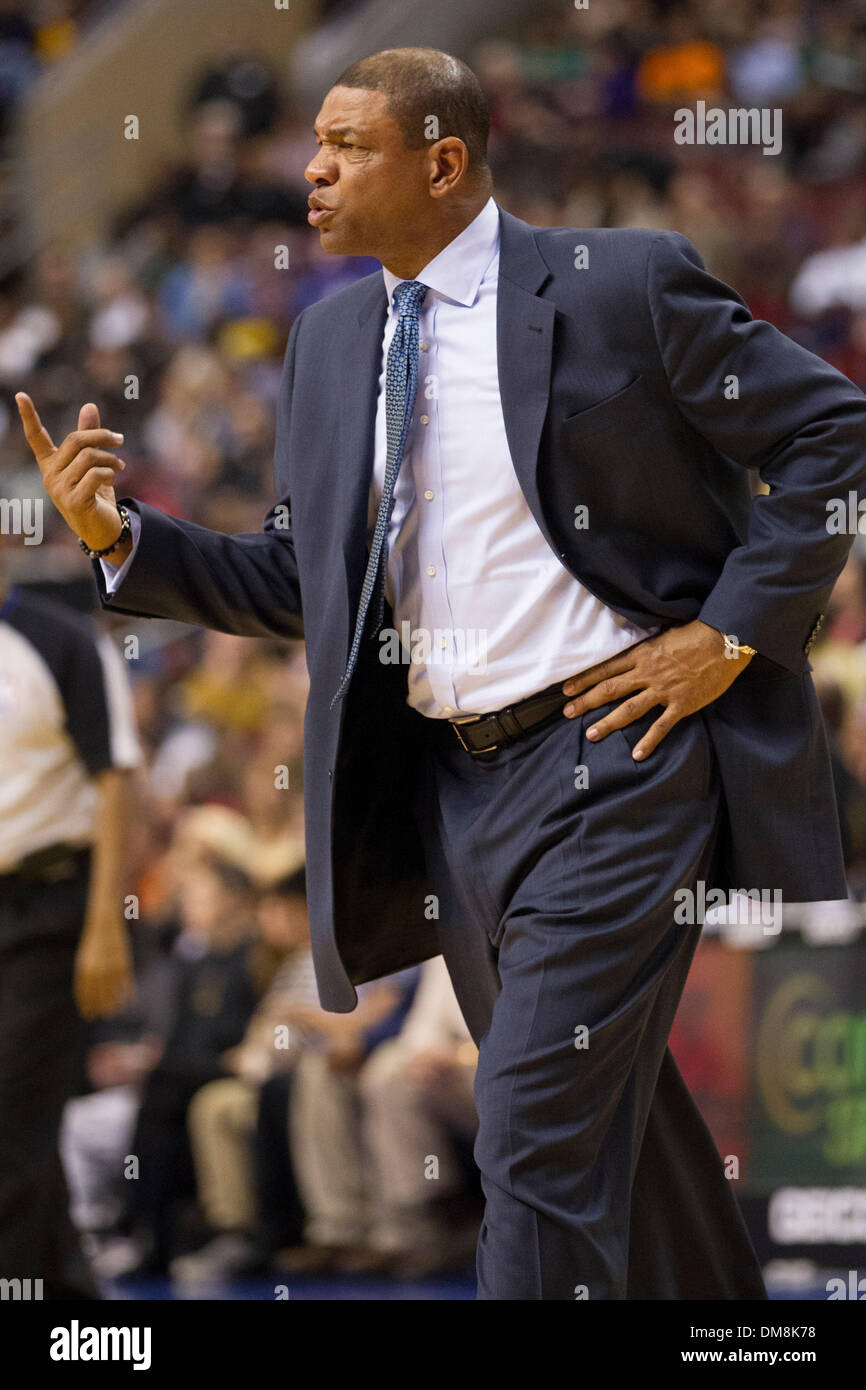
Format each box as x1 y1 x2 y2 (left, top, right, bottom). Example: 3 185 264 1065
722 633 757 658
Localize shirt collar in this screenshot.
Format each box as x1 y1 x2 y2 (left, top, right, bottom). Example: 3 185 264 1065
381 196 499 312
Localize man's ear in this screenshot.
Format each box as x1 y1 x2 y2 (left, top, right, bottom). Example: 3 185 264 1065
428 138 469 194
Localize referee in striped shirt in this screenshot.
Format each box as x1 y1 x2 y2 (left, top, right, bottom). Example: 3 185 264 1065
0 565 140 1300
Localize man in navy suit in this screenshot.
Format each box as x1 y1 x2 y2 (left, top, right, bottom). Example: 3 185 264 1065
18 46 866 1299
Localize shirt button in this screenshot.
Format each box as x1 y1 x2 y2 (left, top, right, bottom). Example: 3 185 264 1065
420 414 430 425
426 565 436 577
442 705 454 715
424 490 434 501
439 636 447 648
419 341 429 351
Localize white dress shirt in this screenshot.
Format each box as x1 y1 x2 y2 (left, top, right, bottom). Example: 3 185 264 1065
372 195 650 716
106 196 651 717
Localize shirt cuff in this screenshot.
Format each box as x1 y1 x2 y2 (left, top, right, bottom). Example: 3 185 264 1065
100 509 141 594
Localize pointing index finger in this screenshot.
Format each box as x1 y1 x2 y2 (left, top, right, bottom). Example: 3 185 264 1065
15 392 56 465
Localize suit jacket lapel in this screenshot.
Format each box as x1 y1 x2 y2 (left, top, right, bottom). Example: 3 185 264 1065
496 206 558 552
339 278 388 607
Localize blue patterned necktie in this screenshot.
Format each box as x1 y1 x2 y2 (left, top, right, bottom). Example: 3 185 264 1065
331 278 428 707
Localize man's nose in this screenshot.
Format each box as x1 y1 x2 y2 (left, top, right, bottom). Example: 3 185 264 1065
304 153 335 186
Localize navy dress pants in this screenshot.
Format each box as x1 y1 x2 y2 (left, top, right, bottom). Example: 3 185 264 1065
415 697 768 1301
0 864 99 1299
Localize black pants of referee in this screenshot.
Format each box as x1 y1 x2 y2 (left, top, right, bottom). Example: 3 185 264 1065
0 855 99 1299
415 696 768 1301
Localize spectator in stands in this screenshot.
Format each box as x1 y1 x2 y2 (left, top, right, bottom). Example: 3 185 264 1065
59 916 175 1278
120 857 261 1274
0 0 38 141
187 44 280 138
635 4 726 106
174 872 420 1281
789 200 866 319
171 867 314 1282
278 966 420 1275
359 955 480 1277
132 100 308 231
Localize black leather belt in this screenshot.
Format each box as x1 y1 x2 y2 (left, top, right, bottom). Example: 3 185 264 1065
0 842 91 885
449 680 570 758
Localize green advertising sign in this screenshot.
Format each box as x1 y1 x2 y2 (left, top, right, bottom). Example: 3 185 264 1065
749 942 866 1191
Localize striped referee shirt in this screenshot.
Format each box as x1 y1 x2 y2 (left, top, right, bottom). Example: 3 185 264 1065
0 585 141 873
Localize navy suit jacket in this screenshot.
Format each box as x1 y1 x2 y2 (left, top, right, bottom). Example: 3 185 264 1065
98 204 866 1010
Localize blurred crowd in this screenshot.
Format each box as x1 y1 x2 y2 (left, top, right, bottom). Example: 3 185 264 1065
0 0 123 141
1 0 866 1282
62 855 478 1280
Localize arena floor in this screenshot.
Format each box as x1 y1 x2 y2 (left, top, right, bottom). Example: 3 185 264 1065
102 1271 840 1301
106 1272 477 1300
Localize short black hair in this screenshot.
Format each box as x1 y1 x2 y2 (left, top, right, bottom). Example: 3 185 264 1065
333 47 490 173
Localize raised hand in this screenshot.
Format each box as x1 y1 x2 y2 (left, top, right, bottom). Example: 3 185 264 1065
15 394 128 554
